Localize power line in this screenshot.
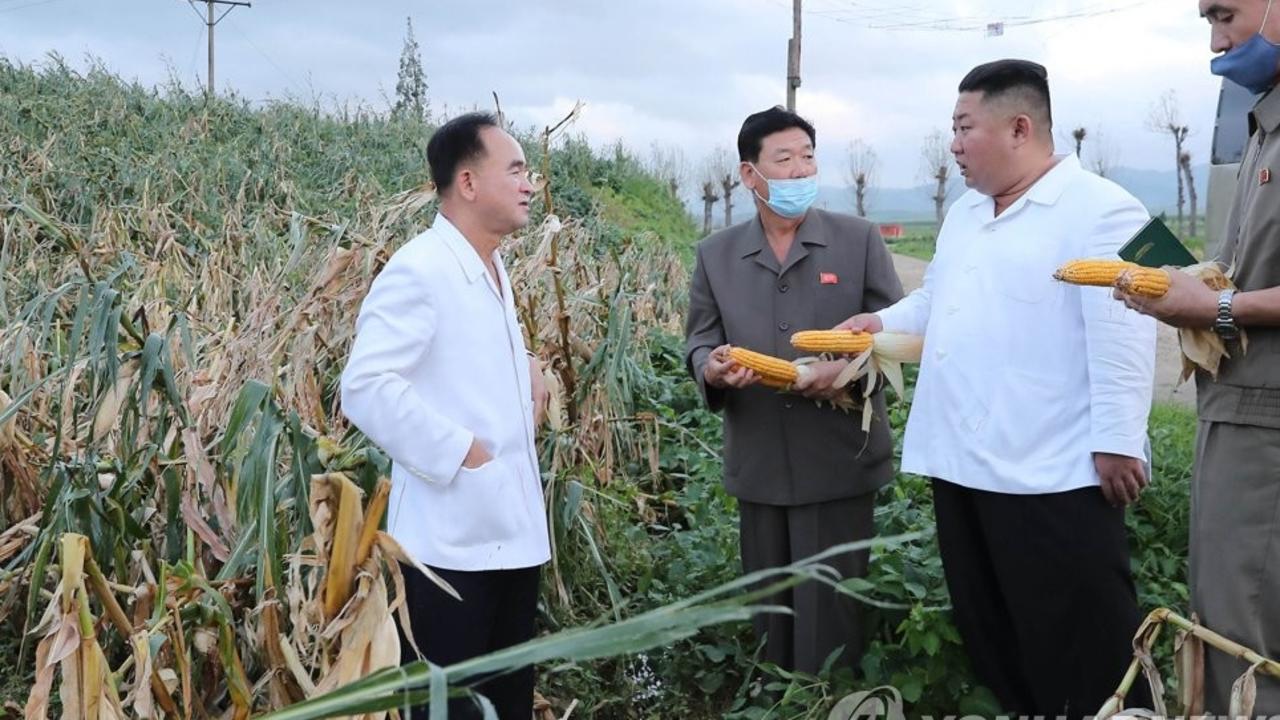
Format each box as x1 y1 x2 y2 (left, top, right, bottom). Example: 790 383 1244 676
180 0 251 97
799 0 1158 33
225 15 304 96
0 0 65 15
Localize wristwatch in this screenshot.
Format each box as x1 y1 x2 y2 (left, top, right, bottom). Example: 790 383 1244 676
1214 289 1239 341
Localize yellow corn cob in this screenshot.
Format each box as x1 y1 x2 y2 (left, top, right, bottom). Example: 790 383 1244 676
1053 259 1140 287
1115 266 1172 298
728 347 799 389
790 329 874 355
1054 259 1172 298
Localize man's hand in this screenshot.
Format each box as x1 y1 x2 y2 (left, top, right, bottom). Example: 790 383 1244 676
1093 452 1148 507
792 360 852 400
529 354 549 426
1114 268 1217 329
835 313 884 334
704 344 760 389
462 438 493 469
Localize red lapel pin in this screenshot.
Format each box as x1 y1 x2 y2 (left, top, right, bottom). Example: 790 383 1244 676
1262 168 1272 185
820 272 839 285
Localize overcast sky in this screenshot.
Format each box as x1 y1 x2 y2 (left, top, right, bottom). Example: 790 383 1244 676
0 0 1225 188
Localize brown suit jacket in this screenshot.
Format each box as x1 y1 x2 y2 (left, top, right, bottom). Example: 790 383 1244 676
685 209 905 505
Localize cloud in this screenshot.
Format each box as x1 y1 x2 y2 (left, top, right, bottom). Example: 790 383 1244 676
0 0 1229 188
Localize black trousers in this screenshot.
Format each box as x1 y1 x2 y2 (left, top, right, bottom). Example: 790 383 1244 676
931 479 1150 720
396 563 541 720
739 492 876 674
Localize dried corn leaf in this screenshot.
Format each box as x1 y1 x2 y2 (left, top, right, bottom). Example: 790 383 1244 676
1229 660 1264 720
1175 623 1205 718
322 473 365 620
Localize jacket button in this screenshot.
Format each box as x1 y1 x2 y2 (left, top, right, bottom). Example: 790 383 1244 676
779 321 790 331
783 400 793 409
779 283 790 293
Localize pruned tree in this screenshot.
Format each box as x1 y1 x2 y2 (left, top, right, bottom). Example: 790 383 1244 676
919 129 954 227
393 17 429 121
847 139 878 217
1181 150 1199 238
1086 126 1120 179
705 147 741 229
700 180 720 236
648 143 688 199
1149 90 1191 236
1071 127 1087 157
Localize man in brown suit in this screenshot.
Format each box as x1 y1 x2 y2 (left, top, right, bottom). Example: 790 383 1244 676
1117 2 1280 711
684 106 903 674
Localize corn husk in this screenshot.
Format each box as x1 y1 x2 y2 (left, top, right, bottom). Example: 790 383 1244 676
826 332 924 431
1175 262 1247 382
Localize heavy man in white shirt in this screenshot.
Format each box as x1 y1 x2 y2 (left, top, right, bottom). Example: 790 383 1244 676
839 60 1156 718
341 112 550 719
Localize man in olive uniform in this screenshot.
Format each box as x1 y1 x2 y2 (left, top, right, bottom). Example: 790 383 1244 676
684 106 903 674
1119 1 1280 712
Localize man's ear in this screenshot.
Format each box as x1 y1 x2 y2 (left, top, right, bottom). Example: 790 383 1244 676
454 168 478 201
739 161 757 191
1011 114 1034 145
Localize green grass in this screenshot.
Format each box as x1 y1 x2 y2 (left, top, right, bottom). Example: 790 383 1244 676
885 226 1207 265
885 235 937 262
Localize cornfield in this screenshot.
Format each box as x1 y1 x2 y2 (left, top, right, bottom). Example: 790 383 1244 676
0 53 1226 720
0 56 860 718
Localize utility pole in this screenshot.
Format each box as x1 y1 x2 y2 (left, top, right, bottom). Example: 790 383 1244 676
184 0 252 98
786 0 802 111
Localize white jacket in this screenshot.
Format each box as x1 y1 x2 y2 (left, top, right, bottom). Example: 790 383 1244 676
340 214 550 571
876 154 1157 494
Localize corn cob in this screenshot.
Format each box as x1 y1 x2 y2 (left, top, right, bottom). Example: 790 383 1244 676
727 347 799 389
1054 259 1171 298
1114 266 1172 298
1053 259 1140 288
790 329 874 355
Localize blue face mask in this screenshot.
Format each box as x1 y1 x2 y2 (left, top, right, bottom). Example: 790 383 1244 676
749 164 819 219
1211 0 1280 95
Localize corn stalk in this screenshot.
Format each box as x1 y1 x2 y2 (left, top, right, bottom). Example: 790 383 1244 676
1096 608 1280 720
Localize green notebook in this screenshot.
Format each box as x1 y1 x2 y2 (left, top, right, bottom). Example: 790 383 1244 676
1118 217 1198 268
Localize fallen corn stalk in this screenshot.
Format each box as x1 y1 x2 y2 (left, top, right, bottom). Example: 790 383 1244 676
1095 607 1280 720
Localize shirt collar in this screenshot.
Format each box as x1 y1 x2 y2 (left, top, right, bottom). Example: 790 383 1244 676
433 212 490 283
738 210 829 259
1251 86 1280 135
964 153 1080 211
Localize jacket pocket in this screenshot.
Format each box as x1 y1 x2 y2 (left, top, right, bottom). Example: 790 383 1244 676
987 368 1076 462
439 458 522 547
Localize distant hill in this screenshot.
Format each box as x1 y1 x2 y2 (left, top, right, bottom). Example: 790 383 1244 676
697 163 1211 227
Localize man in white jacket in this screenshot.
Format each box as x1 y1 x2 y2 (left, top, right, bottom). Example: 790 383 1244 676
839 60 1156 719
341 112 549 719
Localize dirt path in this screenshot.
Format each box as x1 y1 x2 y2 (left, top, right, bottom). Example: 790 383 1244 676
890 253 1194 407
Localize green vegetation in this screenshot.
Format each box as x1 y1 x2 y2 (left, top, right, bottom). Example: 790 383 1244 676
0 58 1199 719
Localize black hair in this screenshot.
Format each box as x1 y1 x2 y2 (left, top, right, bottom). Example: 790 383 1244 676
958 59 1053 133
737 105 817 162
427 112 500 194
